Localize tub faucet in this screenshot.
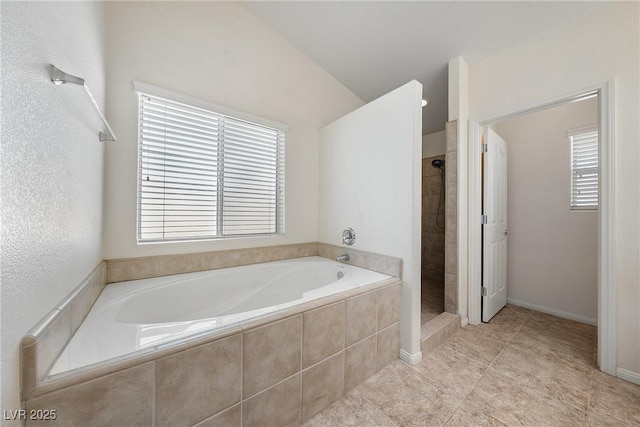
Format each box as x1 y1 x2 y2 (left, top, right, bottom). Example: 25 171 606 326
336 254 350 262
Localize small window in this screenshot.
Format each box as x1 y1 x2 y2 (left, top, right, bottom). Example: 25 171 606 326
135 82 285 243
569 128 598 210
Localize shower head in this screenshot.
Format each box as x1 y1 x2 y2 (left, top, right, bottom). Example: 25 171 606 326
431 159 445 169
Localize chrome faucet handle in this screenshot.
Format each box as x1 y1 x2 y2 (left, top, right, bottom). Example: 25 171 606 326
342 228 356 246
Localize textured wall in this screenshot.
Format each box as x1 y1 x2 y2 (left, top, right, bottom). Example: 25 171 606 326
103 2 363 259
1 2 106 422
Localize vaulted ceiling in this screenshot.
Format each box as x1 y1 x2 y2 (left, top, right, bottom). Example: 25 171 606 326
246 1 604 135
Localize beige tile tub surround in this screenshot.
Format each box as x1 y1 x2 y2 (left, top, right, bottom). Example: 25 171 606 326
303 302 345 368
107 242 320 283
22 281 401 426
106 242 402 283
22 242 401 396
20 261 107 400
317 243 402 278
243 316 302 397
155 335 242 427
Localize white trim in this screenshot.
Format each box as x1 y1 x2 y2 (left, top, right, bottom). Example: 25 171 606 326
616 368 640 385
567 125 598 138
507 298 597 326
132 80 289 132
400 349 422 365
460 317 469 327
467 81 616 375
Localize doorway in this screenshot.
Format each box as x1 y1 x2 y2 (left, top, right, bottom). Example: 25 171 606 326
468 83 616 374
481 95 599 324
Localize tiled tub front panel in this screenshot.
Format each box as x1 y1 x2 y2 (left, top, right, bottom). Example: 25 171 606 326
25 282 401 427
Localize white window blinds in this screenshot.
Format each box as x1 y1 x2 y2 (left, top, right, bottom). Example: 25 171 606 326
569 129 598 210
137 87 285 242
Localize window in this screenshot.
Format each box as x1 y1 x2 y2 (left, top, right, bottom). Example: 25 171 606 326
569 128 598 210
135 82 285 242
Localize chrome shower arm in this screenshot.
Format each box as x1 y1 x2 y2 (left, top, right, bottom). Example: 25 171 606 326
49 64 117 142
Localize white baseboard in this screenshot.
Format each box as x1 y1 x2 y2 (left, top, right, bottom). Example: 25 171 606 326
400 349 422 365
616 368 640 385
507 298 597 326
461 317 469 327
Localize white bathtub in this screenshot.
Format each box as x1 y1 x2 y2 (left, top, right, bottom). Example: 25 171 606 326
51 256 390 375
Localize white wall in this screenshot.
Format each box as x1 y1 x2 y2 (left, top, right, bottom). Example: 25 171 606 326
492 98 598 323
422 130 445 158
319 81 423 358
448 57 469 323
103 2 363 259
467 3 639 375
1 2 106 422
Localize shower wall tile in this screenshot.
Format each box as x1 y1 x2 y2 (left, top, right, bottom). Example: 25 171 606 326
156 335 242 427
423 177 442 196
446 181 457 215
243 374 301 427
26 363 154 427
445 273 458 314
447 152 457 184
244 315 302 397
446 120 458 153
303 302 345 368
422 195 440 214
345 291 377 346
444 120 458 314
446 246 458 275
423 233 445 253
302 352 345 422
423 251 445 273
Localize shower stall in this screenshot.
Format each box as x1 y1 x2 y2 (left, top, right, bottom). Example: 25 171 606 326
421 155 446 323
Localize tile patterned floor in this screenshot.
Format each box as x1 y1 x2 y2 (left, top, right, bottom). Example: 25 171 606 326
304 305 640 426
421 280 445 324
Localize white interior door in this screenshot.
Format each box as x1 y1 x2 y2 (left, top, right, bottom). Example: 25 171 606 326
482 127 508 322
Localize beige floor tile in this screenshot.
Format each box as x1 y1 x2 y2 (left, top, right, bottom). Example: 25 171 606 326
411 340 487 398
445 397 508 427
588 370 640 426
302 389 396 427
437 327 504 367
470 368 589 426
508 328 595 375
522 312 596 355
306 308 640 427
358 360 464 426
487 304 533 326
